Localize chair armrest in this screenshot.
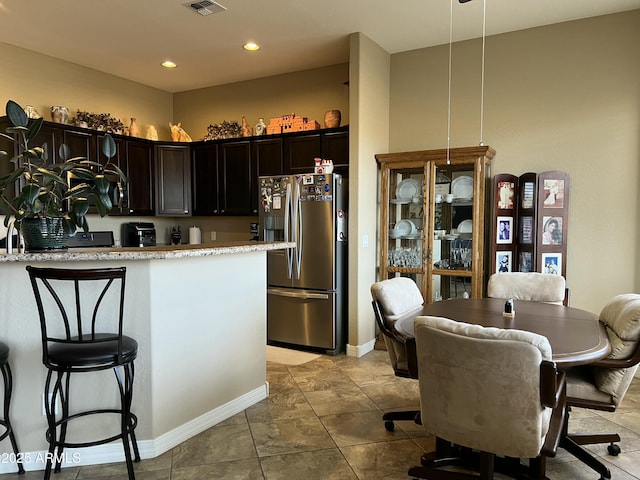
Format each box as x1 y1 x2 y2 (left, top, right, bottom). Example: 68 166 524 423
540 361 565 408
541 370 567 457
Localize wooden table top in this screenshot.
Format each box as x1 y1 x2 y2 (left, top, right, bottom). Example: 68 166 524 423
395 297 610 367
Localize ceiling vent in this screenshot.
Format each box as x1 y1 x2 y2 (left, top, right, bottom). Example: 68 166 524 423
184 0 226 16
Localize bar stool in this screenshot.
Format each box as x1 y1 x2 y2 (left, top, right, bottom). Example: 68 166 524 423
26 266 140 480
0 342 24 474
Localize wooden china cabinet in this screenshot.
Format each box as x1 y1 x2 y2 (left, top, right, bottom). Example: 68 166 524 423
375 146 495 303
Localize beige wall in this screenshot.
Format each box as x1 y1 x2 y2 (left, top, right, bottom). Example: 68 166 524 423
0 42 174 140
347 33 390 353
388 10 640 313
173 64 349 141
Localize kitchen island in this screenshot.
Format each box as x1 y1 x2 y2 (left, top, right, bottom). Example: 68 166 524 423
0 241 292 473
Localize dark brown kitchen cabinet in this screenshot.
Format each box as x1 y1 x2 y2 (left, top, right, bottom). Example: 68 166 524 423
218 140 252 215
191 143 219 216
252 137 283 214
283 133 321 174
155 144 191 216
124 140 154 216
321 129 349 175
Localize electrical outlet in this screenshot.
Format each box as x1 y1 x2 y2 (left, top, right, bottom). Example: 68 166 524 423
211 231 217 241
42 393 59 416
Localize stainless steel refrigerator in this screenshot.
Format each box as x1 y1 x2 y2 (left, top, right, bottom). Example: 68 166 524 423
259 173 347 355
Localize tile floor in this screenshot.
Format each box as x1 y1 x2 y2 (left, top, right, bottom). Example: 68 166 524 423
4 349 640 479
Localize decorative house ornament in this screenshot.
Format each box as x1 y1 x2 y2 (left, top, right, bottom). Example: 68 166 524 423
267 113 319 134
169 122 192 142
51 105 70 124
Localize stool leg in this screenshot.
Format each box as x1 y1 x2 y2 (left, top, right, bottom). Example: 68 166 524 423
127 362 140 462
43 370 58 480
0 364 24 474
115 364 137 480
54 372 71 473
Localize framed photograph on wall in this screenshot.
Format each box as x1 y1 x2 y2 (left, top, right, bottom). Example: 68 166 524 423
496 251 512 273
520 216 534 244
541 216 563 245
496 216 513 244
541 253 562 276
496 181 515 210
542 179 565 208
519 251 532 272
521 181 535 209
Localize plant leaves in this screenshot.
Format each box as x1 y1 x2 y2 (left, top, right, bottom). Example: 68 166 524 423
69 167 96 180
102 133 116 159
36 167 66 185
20 183 40 205
72 198 89 217
58 144 71 161
26 117 43 142
6 100 27 127
94 176 110 194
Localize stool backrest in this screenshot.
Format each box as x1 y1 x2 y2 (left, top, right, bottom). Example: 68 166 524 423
26 266 128 366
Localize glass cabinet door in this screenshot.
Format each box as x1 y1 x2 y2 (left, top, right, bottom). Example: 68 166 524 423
379 163 429 294
429 160 483 301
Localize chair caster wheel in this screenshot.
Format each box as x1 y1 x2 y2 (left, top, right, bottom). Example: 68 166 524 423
384 420 395 432
607 443 621 456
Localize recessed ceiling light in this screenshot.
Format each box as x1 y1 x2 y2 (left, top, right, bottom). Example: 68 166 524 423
243 42 260 51
161 60 177 69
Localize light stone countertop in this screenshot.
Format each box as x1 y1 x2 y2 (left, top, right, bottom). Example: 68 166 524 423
0 240 294 263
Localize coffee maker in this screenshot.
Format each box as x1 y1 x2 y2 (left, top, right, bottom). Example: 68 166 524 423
122 222 156 247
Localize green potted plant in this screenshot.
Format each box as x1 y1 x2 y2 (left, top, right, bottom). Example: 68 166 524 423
0 100 126 252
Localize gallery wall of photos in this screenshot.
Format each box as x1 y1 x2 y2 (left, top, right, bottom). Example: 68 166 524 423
490 171 569 278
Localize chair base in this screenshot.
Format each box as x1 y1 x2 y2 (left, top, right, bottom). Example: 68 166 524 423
409 438 552 480
382 409 421 432
560 434 615 480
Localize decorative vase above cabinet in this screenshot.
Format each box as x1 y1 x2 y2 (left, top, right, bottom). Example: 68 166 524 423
375 146 494 303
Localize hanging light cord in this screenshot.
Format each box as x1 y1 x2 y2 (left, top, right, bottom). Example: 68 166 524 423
479 0 486 146
446 0 453 164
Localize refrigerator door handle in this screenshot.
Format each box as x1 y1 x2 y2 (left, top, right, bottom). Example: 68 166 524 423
284 182 293 278
294 180 303 279
267 288 329 300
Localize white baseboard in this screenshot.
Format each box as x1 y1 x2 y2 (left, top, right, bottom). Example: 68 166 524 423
346 338 376 357
2 383 268 474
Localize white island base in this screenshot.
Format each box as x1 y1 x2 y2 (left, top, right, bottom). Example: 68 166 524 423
0 241 291 473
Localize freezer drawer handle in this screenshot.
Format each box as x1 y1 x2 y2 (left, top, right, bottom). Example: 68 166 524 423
267 288 329 300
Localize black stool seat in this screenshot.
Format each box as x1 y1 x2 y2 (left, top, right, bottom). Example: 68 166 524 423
48 334 138 368
27 266 140 480
0 341 24 474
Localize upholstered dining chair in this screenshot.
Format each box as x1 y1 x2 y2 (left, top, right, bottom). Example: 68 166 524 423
563 293 640 480
487 271 568 305
409 316 566 480
370 277 424 431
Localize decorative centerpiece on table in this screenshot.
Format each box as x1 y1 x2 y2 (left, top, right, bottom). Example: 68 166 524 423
72 110 125 134
0 100 126 252
204 120 242 140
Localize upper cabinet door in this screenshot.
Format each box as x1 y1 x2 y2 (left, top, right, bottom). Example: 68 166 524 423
155 144 191 216
218 140 252 215
125 140 155 216
283 134 321 174
321 129 349 174
191 143 219 216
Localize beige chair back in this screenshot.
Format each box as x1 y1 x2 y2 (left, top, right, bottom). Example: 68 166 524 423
414 315 553 459
371 278 423 374
487 272 566 305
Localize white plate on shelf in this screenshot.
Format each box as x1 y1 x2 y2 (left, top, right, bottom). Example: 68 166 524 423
390 198 411 205
396 178 421 200
458 219 473 234
442 234 459 241
394 219 417 237
451 176 473 200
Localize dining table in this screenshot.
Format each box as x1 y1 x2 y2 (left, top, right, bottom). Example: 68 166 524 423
394 297 613 479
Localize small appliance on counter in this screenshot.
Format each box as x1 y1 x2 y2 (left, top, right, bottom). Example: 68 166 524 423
122 222 156 247
67 231 115 248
